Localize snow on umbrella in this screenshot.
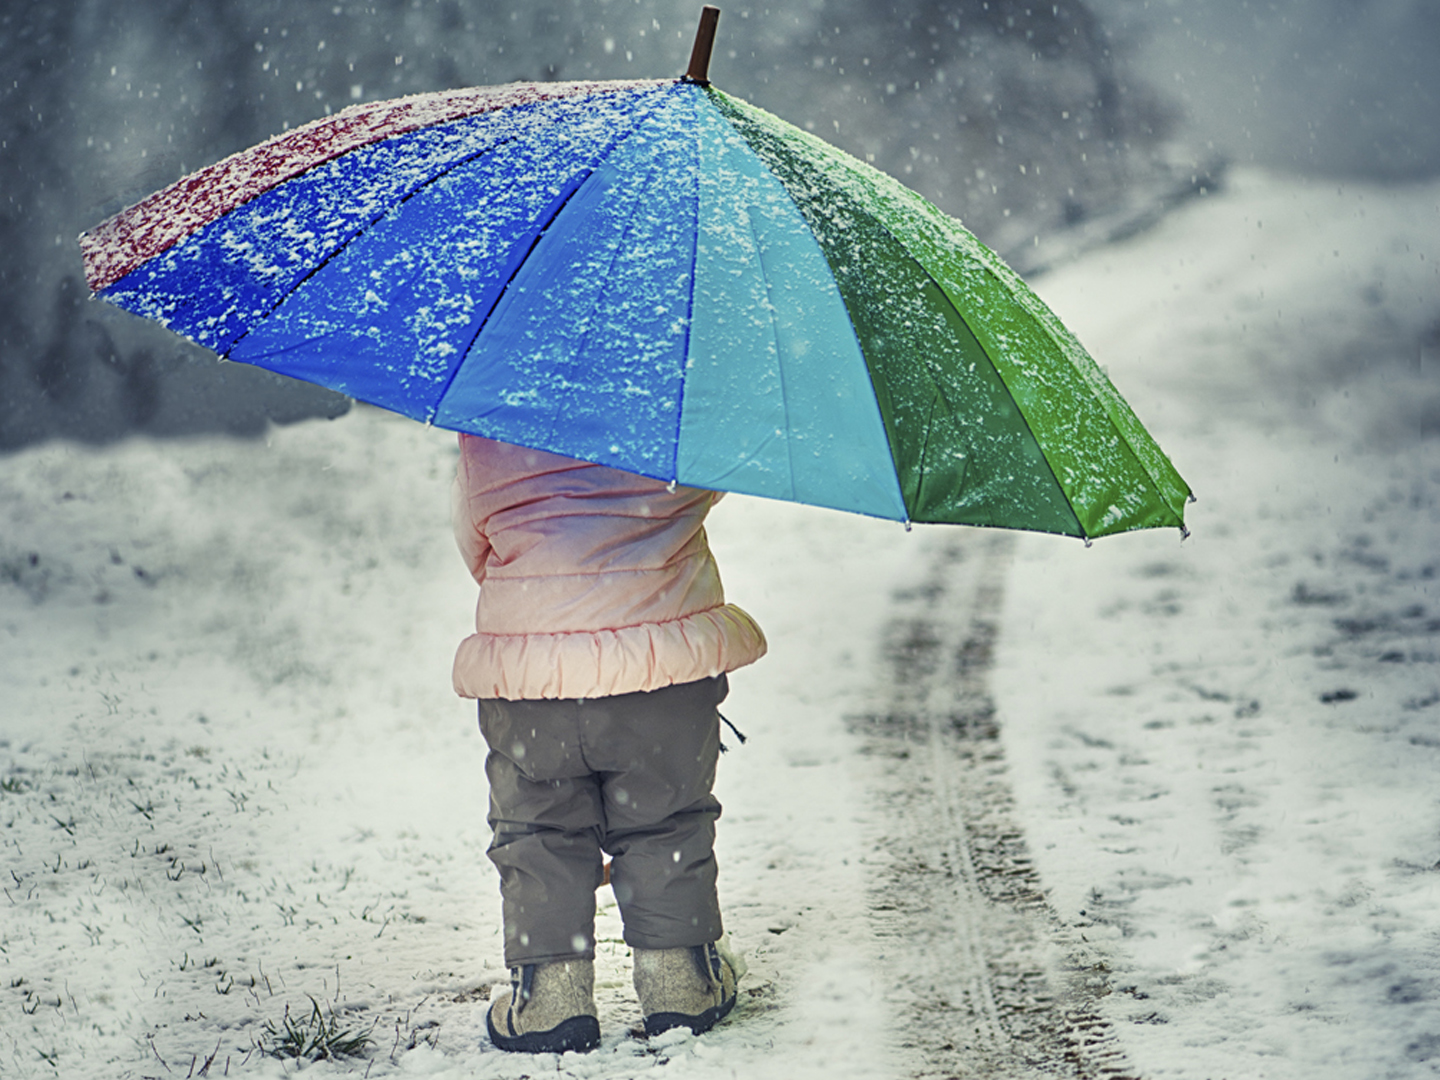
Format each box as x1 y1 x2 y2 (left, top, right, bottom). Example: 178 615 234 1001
80 7 1189 540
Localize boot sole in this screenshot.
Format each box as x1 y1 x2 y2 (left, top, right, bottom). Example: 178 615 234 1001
642 993 736 1038
486 1011 601 1054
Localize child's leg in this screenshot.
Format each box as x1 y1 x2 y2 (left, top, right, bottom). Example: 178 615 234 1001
478 698 607 967
577 676 739 1035
578 676 727 950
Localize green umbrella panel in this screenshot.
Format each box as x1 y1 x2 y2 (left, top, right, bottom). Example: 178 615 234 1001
710 88 1191 539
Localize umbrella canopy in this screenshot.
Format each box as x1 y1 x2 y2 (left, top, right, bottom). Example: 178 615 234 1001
80 27 1189 540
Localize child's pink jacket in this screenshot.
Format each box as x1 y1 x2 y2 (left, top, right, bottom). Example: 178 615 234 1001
451 434 767 701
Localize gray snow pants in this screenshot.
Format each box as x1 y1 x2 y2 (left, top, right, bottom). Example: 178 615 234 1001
478 674 727 967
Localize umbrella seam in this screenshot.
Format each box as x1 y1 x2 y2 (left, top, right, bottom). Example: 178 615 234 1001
436 84 686 432
858 175 1180 532
747 211 800 503
946 260 1177 535
710 88 908 519
712 87 1162 536
428 171 592 422
671 86 703 486
944 243 1190 528
527 98 696 458
219 133 525 361
81 79 668 294
741 107 1069 528
913 390 939 514
870 219 1089 537
539 179 655 452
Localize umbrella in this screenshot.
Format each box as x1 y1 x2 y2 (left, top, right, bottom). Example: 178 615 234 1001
80 7 1190 540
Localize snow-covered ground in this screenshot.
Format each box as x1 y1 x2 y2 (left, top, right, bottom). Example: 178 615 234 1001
996 169 1440 1079
2 167 1437 1078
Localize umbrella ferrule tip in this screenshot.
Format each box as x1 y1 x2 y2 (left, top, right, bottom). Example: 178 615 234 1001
684 5 720 85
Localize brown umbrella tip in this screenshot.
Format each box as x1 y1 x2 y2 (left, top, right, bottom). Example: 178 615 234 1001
684 6 721 86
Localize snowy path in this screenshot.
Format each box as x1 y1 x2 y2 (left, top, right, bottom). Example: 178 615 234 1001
3 167 1438 1079
854 529 1132 1080
996 169 1440 1079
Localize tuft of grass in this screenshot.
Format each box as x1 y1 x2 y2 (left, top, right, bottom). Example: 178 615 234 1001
258 996 375 1062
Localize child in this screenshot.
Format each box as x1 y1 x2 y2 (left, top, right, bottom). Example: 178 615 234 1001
451 434 767 1053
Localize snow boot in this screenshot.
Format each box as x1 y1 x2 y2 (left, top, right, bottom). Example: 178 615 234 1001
486 960 600 1053
633 940 738 1037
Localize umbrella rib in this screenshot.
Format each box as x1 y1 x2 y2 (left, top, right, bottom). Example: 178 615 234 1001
671 134 702 486
436 87 683 429
858 193 1179 531
749 213 799 503
538 176 651 449
869 216 1083 534
222 134 525 360
82 79 668 294
428 170 594 424
943 238 1189 527
913 389 940 512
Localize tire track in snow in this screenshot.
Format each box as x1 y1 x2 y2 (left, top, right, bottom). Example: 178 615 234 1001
853 530 1136 1080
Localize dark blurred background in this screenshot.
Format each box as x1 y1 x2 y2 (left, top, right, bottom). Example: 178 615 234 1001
2 0 1437 451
